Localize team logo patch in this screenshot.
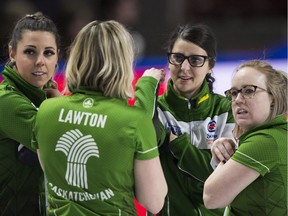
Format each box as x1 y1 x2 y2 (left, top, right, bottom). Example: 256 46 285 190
55 129 99 189
83 98 94 108
207 120 216 132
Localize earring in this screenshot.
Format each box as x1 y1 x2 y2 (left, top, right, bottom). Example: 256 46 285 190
7 60 16 67
54 64 59 73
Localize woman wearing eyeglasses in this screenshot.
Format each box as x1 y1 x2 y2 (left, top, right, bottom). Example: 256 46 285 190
203 60 287 215
135 23 235 216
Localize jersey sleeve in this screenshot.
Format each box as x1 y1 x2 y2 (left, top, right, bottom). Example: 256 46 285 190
134 75 166 146
134 76 159 119
169 133 214 181
0 93 38 150
134 112 159 160
232 133 279 176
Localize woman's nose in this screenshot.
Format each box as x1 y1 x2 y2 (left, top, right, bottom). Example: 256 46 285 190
181 59 191 70
234 92 245 102
35 54 45 66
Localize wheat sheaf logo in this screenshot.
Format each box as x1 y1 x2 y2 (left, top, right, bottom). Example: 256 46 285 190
55 129 99 189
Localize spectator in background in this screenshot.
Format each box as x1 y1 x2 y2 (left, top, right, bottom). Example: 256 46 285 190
203 60 287 215
0 0 36 63
55 0 97 59
0 12 61 215
134 23 235 215
33 20 167 215
99 0 146 59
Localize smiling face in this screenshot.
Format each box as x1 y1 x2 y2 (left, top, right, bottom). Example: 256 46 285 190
169 39 211 99
9 30 58 88
232 67 273 131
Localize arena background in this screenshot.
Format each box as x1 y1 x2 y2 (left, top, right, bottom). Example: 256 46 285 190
0 0 286 215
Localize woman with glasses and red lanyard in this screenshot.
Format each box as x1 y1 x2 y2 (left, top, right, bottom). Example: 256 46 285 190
134 23 235 216
203 60 287 215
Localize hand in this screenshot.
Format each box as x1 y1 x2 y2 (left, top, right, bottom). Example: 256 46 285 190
211 137 236 164
44 79 62 98
170 132 178 142
142 68 166 83
45 88 62 98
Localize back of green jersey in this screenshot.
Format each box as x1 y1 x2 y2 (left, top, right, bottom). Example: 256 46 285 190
34 91 159 215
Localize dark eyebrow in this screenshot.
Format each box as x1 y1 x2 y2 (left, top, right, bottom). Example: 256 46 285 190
45 46 56 51
24 45 56 51
24 45 36 48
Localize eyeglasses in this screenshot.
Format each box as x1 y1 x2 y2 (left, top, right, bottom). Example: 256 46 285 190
167 53 213 67
224 85 271 101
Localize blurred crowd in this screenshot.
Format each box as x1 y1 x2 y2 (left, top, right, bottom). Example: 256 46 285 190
0 0 286 63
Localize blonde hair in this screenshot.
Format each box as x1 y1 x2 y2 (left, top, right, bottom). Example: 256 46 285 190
233 60 287 137
64 20 135 100
237 60 287 119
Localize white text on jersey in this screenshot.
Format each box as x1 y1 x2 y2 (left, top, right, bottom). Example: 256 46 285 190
58 108 107 128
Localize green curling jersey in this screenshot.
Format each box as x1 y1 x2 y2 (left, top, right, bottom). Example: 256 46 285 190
135 77 235 216
229 113 287 215
32 88 159 216
0 66 45 216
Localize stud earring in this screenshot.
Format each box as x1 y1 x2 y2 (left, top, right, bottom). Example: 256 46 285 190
8 60 16 68
54 64 59 72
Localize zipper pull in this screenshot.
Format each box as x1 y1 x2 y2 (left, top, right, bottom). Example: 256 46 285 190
187 100 191 109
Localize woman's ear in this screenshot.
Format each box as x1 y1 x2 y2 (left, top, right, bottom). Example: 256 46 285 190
8 45 15 62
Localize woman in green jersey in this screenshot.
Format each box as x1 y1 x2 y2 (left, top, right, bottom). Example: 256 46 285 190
134 23 235 216
33 20 167 215
204 60 287 215
0 12 61 215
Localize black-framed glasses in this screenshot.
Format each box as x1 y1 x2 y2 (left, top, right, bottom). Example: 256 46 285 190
167 53 212 67
224 85 271 101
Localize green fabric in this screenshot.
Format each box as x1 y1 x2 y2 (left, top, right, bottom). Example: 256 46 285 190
230 114 287 215
33 89 159 215
2 66 46 107
0 66 46 215
135 77 235 216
